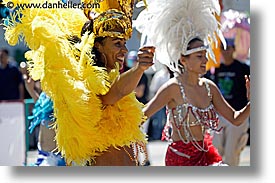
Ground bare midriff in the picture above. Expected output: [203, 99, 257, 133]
[93, 146, 136, 166]
[170, 122, 204, 142]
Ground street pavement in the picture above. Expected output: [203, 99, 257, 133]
[26, 140, 250, 166]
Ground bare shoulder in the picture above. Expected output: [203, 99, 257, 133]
[201, 77, 220, 95]
[201, 77, 213, 85]
[201, 77, 217, 88]
[160, 77, 182, 107]
[154, 77, 181, 102]
[160, 77, 180, 92]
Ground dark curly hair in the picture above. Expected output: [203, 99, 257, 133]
[68, 19, 106, 67]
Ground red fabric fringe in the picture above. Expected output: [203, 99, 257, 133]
[165, 134, 222, 166]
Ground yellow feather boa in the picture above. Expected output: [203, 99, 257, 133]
[3, 0, 147, 165]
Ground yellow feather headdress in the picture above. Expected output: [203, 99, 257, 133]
[82, 0, 146, 40]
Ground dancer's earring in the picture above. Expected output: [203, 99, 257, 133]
[102, 53, 108, 68]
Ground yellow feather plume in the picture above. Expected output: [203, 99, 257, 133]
[4, 0, 147, 166]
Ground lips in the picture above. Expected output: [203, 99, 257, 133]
[201, 65, 206, 68]
[116, 56, 125, 69]
[117, 56, 124, 63]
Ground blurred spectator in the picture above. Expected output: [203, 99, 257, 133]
[147, 65, 170, 140]
[204, 38, 250, 166]
[0, 48, 24, 100]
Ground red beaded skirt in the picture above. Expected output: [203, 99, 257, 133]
[165, 134, 223, 166]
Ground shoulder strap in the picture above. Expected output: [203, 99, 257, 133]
[204, 79, 213, 100]
[176, 77, 187, 102]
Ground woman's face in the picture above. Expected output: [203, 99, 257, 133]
[97, 37, 128, 71]
[181, 40, 208, 75]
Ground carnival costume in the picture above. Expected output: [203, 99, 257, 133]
[163, 78, 224, 166]
[28, 92, 54, 134]
[135, 0, 227, 166]
[27, 92, 66, 166]
[2, 0, 147, 166]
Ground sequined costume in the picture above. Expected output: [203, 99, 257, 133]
[162, 78, 226, 166]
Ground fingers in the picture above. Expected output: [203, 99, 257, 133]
[245, 75, 250, 81]
[245, 75, 250, 87]
[23, 74, 28, 80]
[245, 75, 250, 100]
[137, 46, 155, 67]
[139, 46, 156, 53]
[138, 60, 154, 67]
[23, 74, 34, 85]
[138, 49, 155, 59]
[23, 73, 31, 82]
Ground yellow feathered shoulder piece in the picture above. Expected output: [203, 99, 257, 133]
[99, 68, 147, 151]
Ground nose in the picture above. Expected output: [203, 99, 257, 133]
[203, 55, 208, 63]
[121, 45, 128, 53]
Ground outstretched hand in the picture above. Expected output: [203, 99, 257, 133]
[245, 75, 250, 101]
[136, 46, 155, 71]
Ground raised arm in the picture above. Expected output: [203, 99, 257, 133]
[24, 77, 40, 103]
[100, 46, 155, 105]
[143, 80, 176, 119]
[210, 76, 250, 126]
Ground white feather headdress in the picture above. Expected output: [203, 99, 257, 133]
[134, 0, 225, 73]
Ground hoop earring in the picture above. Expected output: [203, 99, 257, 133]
[102, 53, 108, 68]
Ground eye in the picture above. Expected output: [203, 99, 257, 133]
[113, 39, 126, 48]
[196, 54, 203, 58]
[114, 40, 124, 47]
[115, 42, 121, 47]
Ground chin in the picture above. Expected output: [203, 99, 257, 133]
[201, 67, 206, 72]
[118, 63, 124, 70]
[200, 70, 207, 75]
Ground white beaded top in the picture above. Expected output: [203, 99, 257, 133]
[164, 77, 222, 151]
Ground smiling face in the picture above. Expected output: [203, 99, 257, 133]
[96, 37, 128, 72]
[180, 40, 208, 75]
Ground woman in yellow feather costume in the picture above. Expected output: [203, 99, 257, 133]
[2, 0, 153, 166]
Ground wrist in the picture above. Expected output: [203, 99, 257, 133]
[135, 63, 145, 73]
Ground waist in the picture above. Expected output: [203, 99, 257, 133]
[171, 124, 204, 141]
[92, 146, 136, 166]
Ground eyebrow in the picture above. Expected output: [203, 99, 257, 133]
[111, 38, 125, 41]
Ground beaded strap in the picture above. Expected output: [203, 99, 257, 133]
[204, 79, 213, 100]
[177, 77, 187, 102]
[177, 77, 213, 102]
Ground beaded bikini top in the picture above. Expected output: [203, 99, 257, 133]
[165, 77, 222, 152]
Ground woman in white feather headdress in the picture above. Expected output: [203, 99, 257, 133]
[136, 0, 251, 166]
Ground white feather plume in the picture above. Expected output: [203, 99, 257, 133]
[134, 0, 225, 73]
